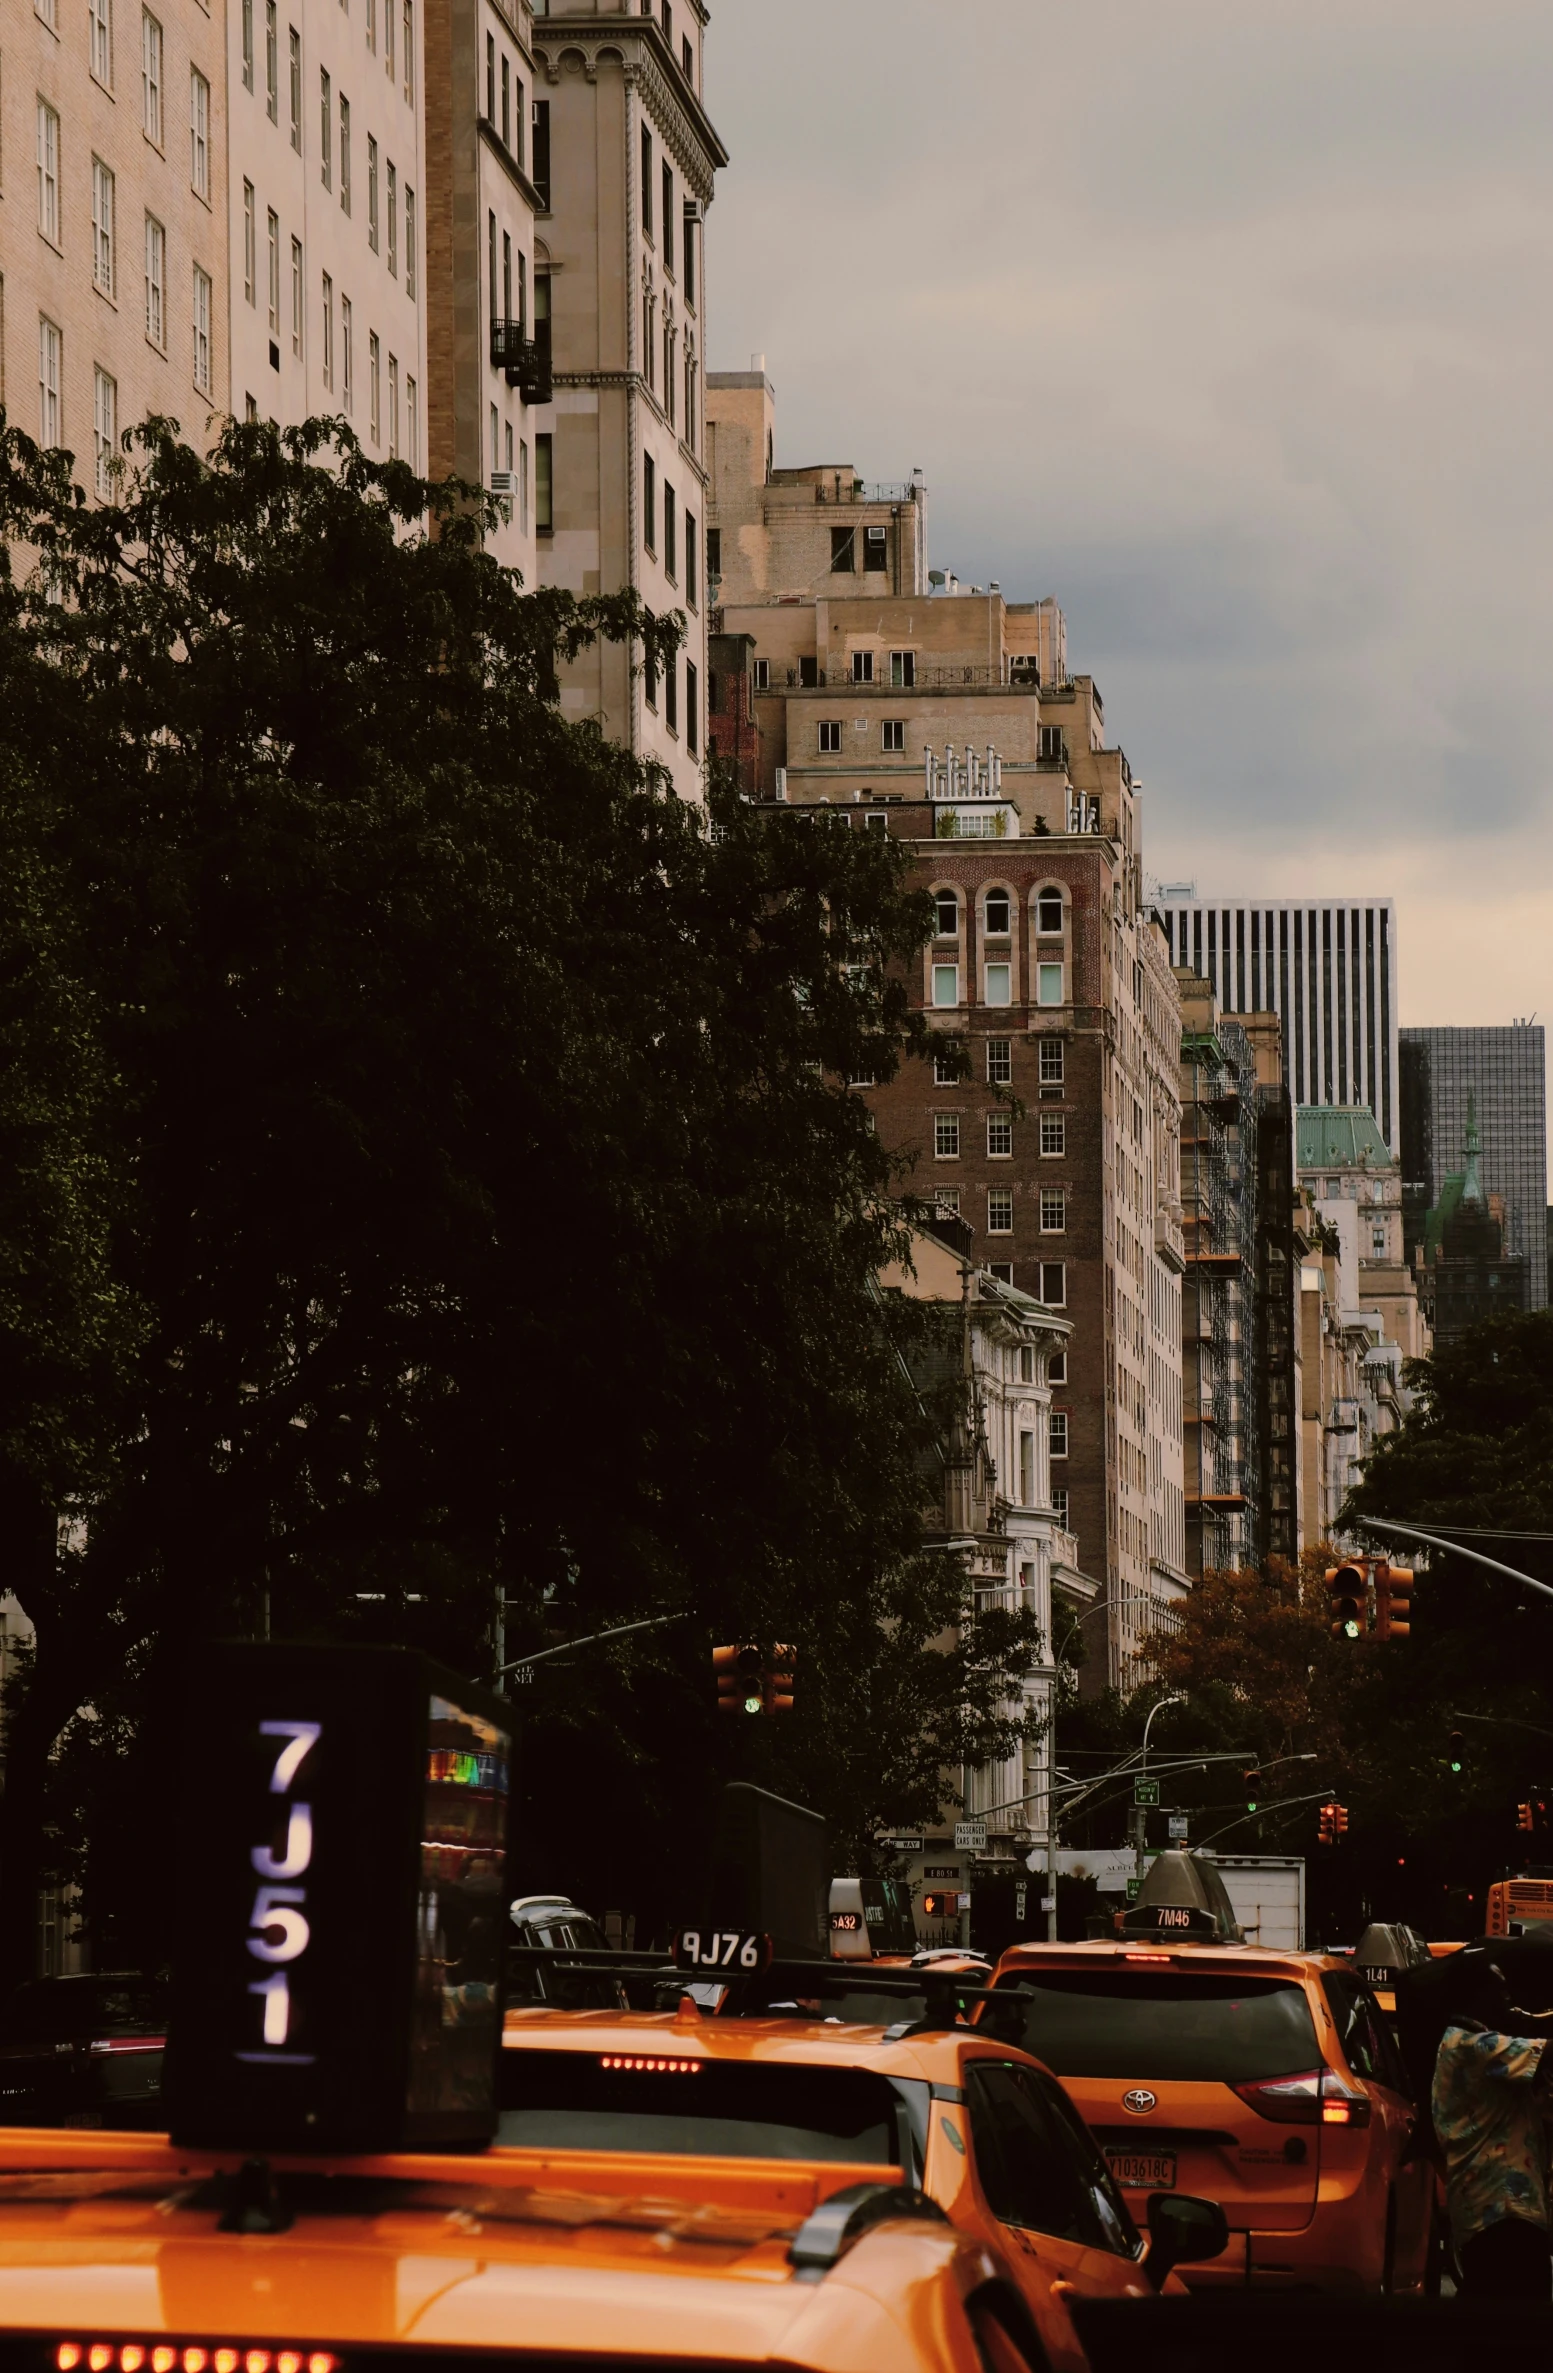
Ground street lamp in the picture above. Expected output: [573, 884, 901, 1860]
[1136, 1693, 1186, 1881]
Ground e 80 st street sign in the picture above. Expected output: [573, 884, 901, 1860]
[1133, 1778, 1161, 1808]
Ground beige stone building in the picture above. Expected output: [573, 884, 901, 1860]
[2, 0, 230, 469]
[707, 369, 1189, 1689]
[529, 0, 725, 800]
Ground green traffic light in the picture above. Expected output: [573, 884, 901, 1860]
[1342, 1617, 1361, 1639]
[743, 1694, 762, 1714]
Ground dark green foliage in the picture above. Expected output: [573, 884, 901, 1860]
[0, 415, 1037, 1965]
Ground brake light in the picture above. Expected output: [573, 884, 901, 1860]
[598, 2055, 701, 2074]
[1232, 2069, 1371, 2127]
[88, 2038, 165, 2055]
[1123, 1952, 1172, 1963]
[55, 2349, 337, 2373]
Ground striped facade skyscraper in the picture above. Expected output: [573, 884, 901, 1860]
[1150, 892, 1399, 1155]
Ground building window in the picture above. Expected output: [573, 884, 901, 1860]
[367, 135, 379, 247]
[1039, 1038, 1064, 1084]
[144, 214, 166, 345]
[988, 1189, 1014, 1234]
[818, 720, 842, 753]
[261, 208, 280, 338]
[1372, 1225, 1386, 1257]
[243, 181, 256, 301]
[1040, 1188, 1066, 1233]
[36, 103, 61, 245]
[889, 650, 916, 688]
[388, 351, 398, 455]
[485, 31, 493, 120]
[934, 890, 958, 938]
[91, 160, 116, 295]
[289, 25, 301, 150]
[90, 0, 112, 85]
[851, 650, 874, 684]
[985, 889, 1011, 935]
[1048, 1350, 1066, 1385]
[830, 526, 855, 573]
[1040, 1114, 1065, 1157]
[190, 68, 210, 196]
[934, 1115, 960, 1159]
[405, 188, 416, 298]
[536, 431, 552, 530]
[387, 160, 397, 274]
[532, 96, 549, 207]
[1040, 1261, 1066, 1305]
[643, 452, 656, 551]
[1019, 1430, 1035, 1506]
[93, 365, 117, 496]
[385, 0, 394, 75]
[665, 482, 677, 579]
[145, 9, 166, 131]
[933, 1047, 960, 1086]
[987, 1113, 1012, 1158]
[289, 237, 303, 356]
[340, 93, 351, 211]
[369, 329, 380, 440]
[37, 315, 61, 445]
[986, 1037, 1011, 1084]
[883, 719, 905, 752]
[665, 657, 678, 734]
[365, 0, 374, 50]
[403, 0, 413, 103]
[984, 964, 1011, 1007]
[341, 291, 352, 408]
[1037, 963, 1064, 1006]
[1037, 888, 1064, 934]
[686, 661, 698, 757]
[321, 269, 334, 385]
[407, 373, 418, 469]
[932, 1189, 961, 1219]
[644, 638, 658, 711]
[932, 964, 960, 1009]
[864, 524, 888, 573]
[662, 159, 673, 273]
[641, 122, 653, 235]
[686, 511, 698, 606]
[192, 263, 212, 390]
[320, 66, 332, 185]
[750, 656, 771, 692]
[1050, 1411, 1069, 1459]
[265, 0, 278, 117]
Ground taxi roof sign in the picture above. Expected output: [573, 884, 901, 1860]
[163, 1643, 512, 2156]
[1120, 1849, 1243, 1943]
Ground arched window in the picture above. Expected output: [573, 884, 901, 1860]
[1036, 887, 1064, 936]
[934, 890, 959, 938]
[985, 889, 1011, 935]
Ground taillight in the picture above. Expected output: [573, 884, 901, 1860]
[1233, 2069, 1370, 2127]
[88, 2038, 165, 2055]
[55, 2347, 337, 2373]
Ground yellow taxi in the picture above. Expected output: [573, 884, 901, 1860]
[0, 2124, 1043, 2373]
[988, 1856, 1434, 2294]
[498, 1997, 1227, 2367]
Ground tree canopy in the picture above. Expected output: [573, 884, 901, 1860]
[0, 414, 1038, 1968]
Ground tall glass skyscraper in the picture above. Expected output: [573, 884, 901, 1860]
[1151, 893, 1399, 1153]
[1399, 1024, 1547, 1308]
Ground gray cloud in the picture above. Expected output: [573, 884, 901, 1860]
[707, 0, 1553, 1027]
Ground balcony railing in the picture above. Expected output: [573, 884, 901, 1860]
[488, 319, 552, 403]
[772, 663, 1066, 693]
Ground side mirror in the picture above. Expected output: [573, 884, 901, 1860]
[1145, 2191, 1229, 2291]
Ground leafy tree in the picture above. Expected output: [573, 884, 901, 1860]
[0, 415, 1037, 1969]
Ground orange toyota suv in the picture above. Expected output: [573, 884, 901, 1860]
[989, 1859, 1435, 2293]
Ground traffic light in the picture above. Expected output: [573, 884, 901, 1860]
[1447, 1730, 1465, 1774]
[1243, 1766, 1263, 1812]
[1376, 1564, 1414, 1643]
[1318, 1803, 1337, 1845]
[765, 1643, 796, 1715]
[1326, 1562, 1367, 1641]
[713, 1642, 765, 1715]
[713, 1642, 796, 1716]
[1334, 1803, 1349, 1837]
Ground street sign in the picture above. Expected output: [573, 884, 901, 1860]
[1126, 1877, 1142, 1902]
[1134, 1778, 1161, 1808]
[877, 1835, 924, 1853]
[954, 1821, 989, 1851]
[1168, 1815, 1189, 1840]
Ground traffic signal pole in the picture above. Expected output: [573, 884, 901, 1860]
[1357, 1520, 1553, 1605]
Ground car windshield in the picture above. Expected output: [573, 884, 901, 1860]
[0, 1981, 165, 2044]
[498, 2048, 920, 2164]
[1000, 1970, 1319, 2082]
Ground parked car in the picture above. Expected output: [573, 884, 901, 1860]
[0, 1974, 166, 2129]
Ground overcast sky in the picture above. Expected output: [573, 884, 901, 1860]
[707, 0, 1553, 1037]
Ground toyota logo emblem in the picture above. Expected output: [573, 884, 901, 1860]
[1122, 2088, 1157, 2115]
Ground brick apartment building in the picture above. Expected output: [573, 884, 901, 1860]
[708, 367, 1189, 1686]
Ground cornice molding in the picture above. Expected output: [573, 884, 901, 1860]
[533, 21, 728, 193]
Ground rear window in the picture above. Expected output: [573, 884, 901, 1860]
[1, 1982, 164, 2044]
[1000, 1970, 1319, 2082]
[498, 2048, 920, 2165]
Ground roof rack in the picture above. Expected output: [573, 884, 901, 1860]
[788, 2181, 947, 2280]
